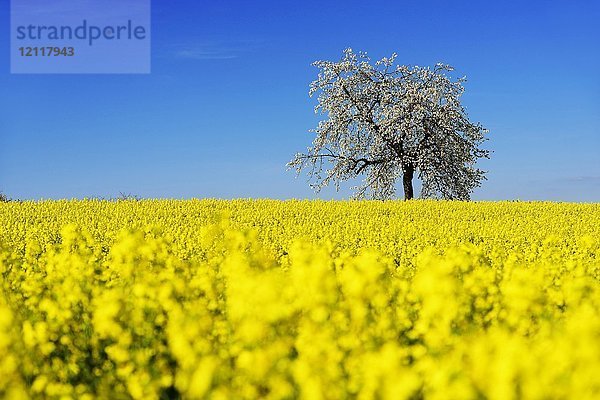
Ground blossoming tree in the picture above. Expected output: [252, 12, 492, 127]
[289, 48, 489, 200]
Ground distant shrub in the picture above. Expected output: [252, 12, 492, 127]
[116, 192, 141, 201]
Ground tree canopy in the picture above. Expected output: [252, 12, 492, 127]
[289, 49, 489, 200]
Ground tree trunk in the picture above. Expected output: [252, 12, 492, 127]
[403, 166, 414, 200]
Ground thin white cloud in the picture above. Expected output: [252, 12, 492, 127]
[525, 176, 600, 184]
[170, 39, 264, 61]
[560, 176, 600, 184]
[174, 49, 238, 60]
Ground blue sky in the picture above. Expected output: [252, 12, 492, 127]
[0, 0, 599, 201]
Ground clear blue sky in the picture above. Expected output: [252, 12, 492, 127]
[1, 0, 599, 201]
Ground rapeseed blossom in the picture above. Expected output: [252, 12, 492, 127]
[0, 200, 598, 399]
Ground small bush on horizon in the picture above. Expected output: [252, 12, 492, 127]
[116, 192, 141, 202]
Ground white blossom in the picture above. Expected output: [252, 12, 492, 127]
[289, 48, 489, 200]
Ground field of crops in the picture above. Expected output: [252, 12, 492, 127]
[0, 200, 599, 399]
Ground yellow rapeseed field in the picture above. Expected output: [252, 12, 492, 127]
[0, 200, 599, 399]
